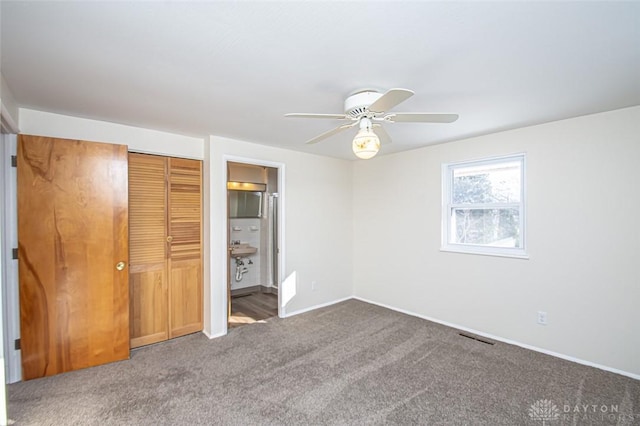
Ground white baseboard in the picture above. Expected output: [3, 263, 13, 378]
[202, 329, 226, 340]
[353, 296, 640, 381]
[203, 296, 353, 337]
[283, 296, 352, 318]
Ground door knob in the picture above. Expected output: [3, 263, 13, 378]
[166, 236, 173, 243]
[116, 261, 126, 271]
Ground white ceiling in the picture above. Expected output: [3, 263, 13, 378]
[1, 1, 639, 160]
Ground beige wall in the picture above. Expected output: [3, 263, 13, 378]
[18, 109, 204, 159]
[11, 102, 640, 377]
[204, 136, 354, 337]
[352, 106, 640, 377]
[14, 108, 354, 341]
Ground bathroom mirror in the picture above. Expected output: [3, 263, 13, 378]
[229, 190, 263, 218]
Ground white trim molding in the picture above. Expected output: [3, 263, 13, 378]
[283, 296, 352, 318]
[221, 154, 286, 335]
[353, 296, 640, 381]
[1, 104, 19, 134]
[441, 153, 528, 259]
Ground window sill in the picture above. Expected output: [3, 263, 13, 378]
[440, 246, 529, 260]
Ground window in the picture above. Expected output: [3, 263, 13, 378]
[442, 154, 527, 258]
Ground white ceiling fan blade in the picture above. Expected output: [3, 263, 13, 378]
[367, 88, 414, 113]
[305, 122, 357, 145]
[285, 113, 349, 120]
[385, 113, 459, 123]
[373, 124, 392, 145]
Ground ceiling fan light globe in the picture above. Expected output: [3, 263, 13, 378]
[352, 128, 380, 160]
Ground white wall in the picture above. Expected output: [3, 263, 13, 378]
[18, 109, 204, 159]
[229, 218, 261, 290]
[1, 74, 20, 130]
[9, 103, 638, 378]
[14, 108, 210, 340]
[353, 106, 640, 377]
[7, 106, 353, 370]
[205, 136, 353, 337]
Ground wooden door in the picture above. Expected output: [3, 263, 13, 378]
[18, 135, 129, 380]
[128, 153, 169, 347]
[128, 154, 202, 348]
[168, 158, 203, 338]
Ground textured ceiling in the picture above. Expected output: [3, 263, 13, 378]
[1, 1, 639, 160]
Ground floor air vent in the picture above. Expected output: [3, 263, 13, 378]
[459, 332, 495, 346]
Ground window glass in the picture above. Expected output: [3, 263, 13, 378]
[443, 154, 526, 258]
[452, 161, 521, 204]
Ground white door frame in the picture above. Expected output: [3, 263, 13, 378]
[1, 111, 19, 424]
[1, 136, 19, 385]
[222, 155, 285, 328]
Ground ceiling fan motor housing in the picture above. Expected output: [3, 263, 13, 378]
[344, 90, 383, 118]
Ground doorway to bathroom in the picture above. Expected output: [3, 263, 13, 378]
[226, 161, 281, 329]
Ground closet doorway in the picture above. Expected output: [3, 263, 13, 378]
[129, 153, 203, 348]
[226, 161, 282, 329]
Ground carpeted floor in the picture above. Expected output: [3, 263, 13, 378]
[7, 300, 640, 425]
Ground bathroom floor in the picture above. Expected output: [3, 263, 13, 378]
[229, 292, 278, 329]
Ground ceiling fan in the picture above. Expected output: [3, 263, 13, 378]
[285, 88, 459, 159]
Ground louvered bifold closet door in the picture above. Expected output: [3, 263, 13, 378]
[129, 153, 169, 348]
[168, 158, 203, 338]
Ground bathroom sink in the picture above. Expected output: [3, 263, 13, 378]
[230, 244, 257, 257]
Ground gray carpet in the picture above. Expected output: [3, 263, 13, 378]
[8, 300, 640, 425]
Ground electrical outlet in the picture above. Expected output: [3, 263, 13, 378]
[311, 281, 318, 291]
[537, 311, 548, 325]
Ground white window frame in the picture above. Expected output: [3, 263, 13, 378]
[441, 153, 528, 259]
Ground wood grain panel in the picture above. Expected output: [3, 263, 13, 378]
[168, 158, 202, 336]
[129, 264, 168, 348]
[229, 293, 278, 328]
[128, 154, 202, 347]
[129, 153, 167, 265]
[169, 259, 203, 338]
[128, 153, 169, 348]
[18, 135, 129, 380]
[169, 158, 202, 262]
